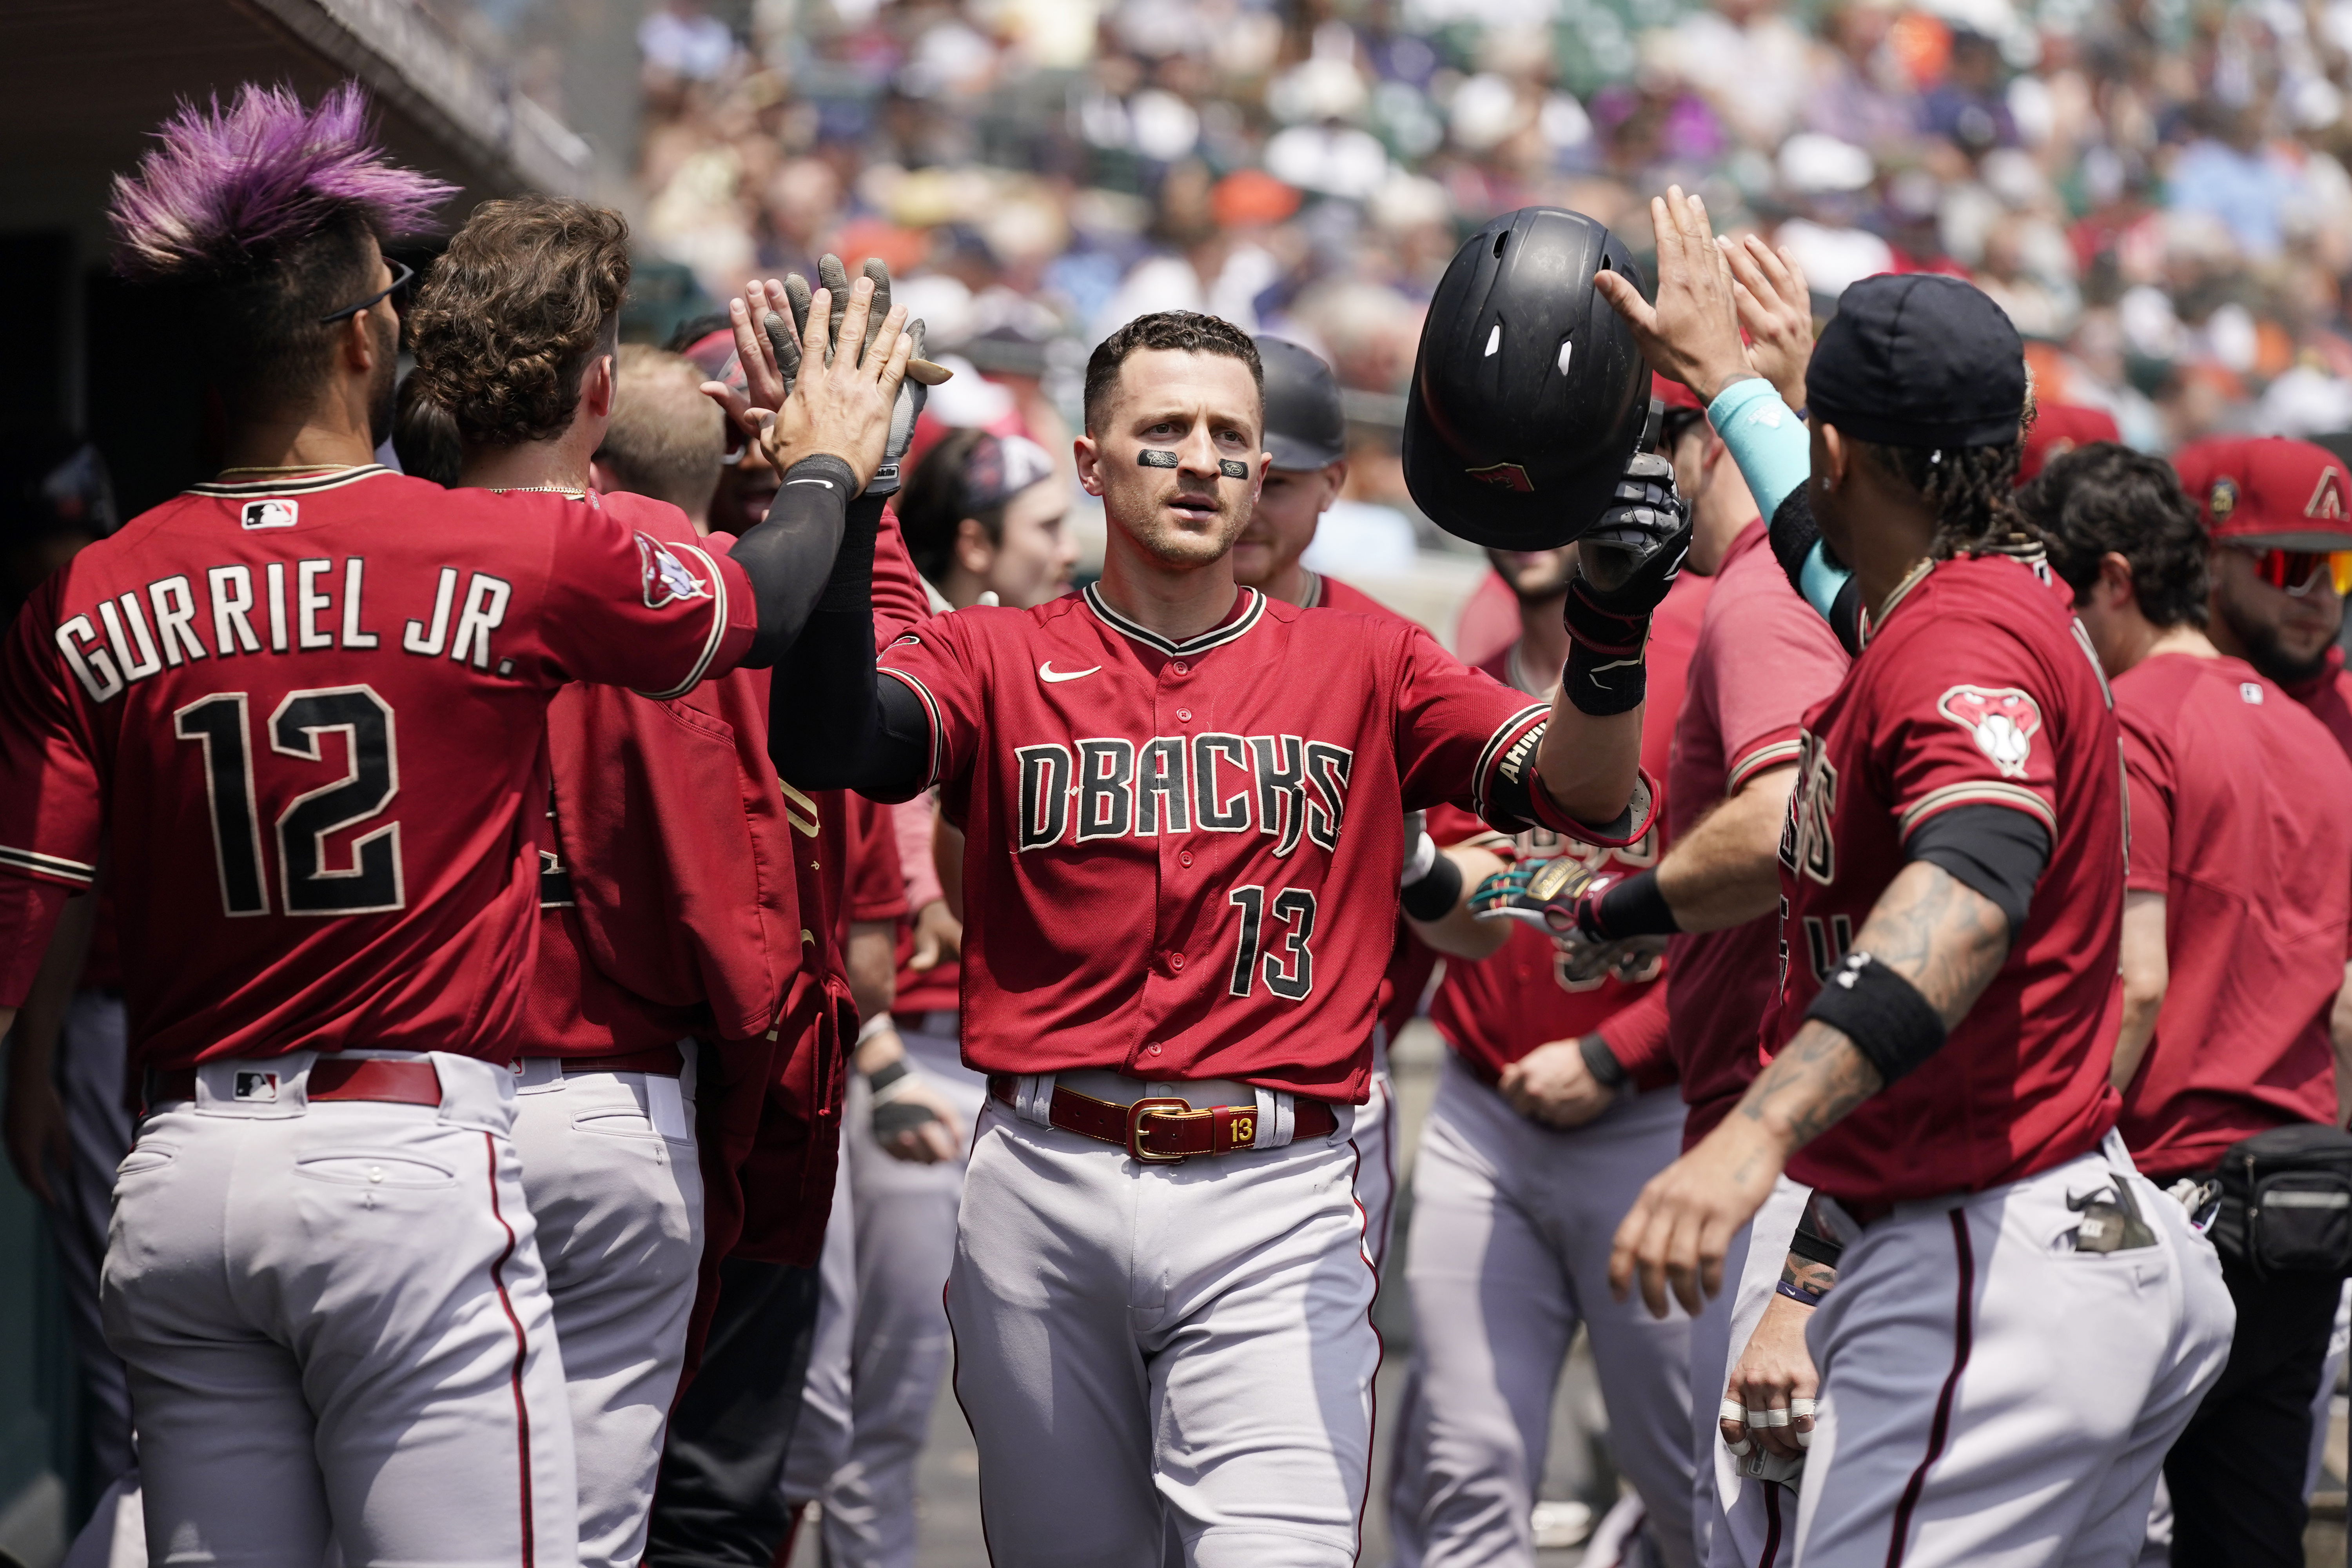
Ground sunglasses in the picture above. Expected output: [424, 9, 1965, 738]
[2240, 545, 2352, 597]
[319, 258, 416, 324]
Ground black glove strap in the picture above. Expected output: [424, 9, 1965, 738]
[1562, 583, 1649, 716]
[1593, 869, 1680, 940]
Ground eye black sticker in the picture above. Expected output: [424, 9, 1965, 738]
[1218, 459, 1250, 479]
[1139, 449, 1179, 468]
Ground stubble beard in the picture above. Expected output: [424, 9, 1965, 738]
[2218, 591, 2338, 688]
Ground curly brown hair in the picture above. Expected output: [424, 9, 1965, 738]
[407, 197, 630, 446]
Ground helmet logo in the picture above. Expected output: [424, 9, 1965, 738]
[1466, 462, 1533, 492]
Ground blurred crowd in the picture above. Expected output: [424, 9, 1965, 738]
[632, 0, 2352, 501]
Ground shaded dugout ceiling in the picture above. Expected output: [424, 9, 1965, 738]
[0, 0, 587, 247]
[0, 0, 596, 517]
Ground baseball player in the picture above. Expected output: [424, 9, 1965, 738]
[2173, 434, 2352, 1507]
[405, 199, 715, 1568]
[759, 306, 1680, 1565]
[1601, 205, 2234, 1565]
[1565, 240, 1856, 1566]
[1379, 499, 1710, 1568]
[643, 268, 941, 1568]
[0, 83, 911, 1566]
[2031, 441, 2352, 1565]
[1228, 333, 1421, 1267]
[778, 425, 1069, 1567]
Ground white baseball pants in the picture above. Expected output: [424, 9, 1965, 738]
[1691, 1176, 1809, 1568]
[509, 1055, 701, 1568]
[947, 1089, 1377, 1568]
[1792, 1144, 2235, 1568]
[1385, 1058, 1697, 1568]
[102, 1051, 577, 1568]
[1355, 1043, 1399, 1272]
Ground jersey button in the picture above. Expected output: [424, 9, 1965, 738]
[1171, 660, 1189, 675]
[1147, 1043, 1163, 1056]
[1175, 708, 1192, 722]
[1178, 850, 1194, 867]
[1167, 951, 1186, 972]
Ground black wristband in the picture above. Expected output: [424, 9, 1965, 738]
[1594, 869, 1680, 940]
[1579, 1033, 1629, 1091]
[1399, 851, 1465, 922]
[1790, 1203, 1845, 1269]
[1802, 949, 1947, 1087]
[813, 478, 883, 613]
[1563, 644, 1648, 716]
[865, 1057, 910, 1093]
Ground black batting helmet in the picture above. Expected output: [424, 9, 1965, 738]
[1403, 207, 1650, 548]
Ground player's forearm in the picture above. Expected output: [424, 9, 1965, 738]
[8, 889, 96, 1089]
[1405, 846, 1511, 960]
[846, 919, 897, 1024]
[2112, 893, 2168, 1092]
[768, 492, 930, 796]
[1532, 695, 1643, 836]
[726, 456, 858, 667]
[1729, 860, 2010, 1156]
[1655, 767, 1796, 933]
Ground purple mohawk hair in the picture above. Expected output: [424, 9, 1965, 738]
[109, 81, 455, 280]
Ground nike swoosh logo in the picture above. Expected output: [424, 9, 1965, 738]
[1039, 662, 1100, 683]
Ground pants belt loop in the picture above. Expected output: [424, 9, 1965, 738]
[1014, 1073, 1055, 1127]
[1252, 1087, 1277, 1149]
[1272, 1089, 1296, 1147]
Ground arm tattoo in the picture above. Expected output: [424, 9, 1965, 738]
[1781, 1255, 1836, 1295]
[1735, 862, 2007, 1152]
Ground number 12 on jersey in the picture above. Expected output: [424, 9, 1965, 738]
[1227, 885, 1317, 1001]
[174, 684, 404, 917]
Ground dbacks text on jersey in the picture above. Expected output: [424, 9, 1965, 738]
[1015, 732, 1353, 856]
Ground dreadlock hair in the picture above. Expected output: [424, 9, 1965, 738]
[1853, 438, 2037, 560]
[900, 428, 1000, 584]
[406, 198, 632, 447]
[107, 83, 452, 414]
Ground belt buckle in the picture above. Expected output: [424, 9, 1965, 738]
[1124, 1096, 1192, 1163]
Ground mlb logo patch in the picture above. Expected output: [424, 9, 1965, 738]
[636, 535, 710, 608]
[233, 1071, 279, 1102]
[241, 499, 299, 530]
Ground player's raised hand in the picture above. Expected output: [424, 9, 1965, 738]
[764, 272, 913, 488]
[1592, 186, 1755, 406]
[700, 277, 804, 438]
[1720, 233, 1815, 415]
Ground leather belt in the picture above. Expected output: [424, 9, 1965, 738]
[557, 1047, 683, 1076]
[148, 1058, 443, 1107]
[987, 1074, 1336, 1163]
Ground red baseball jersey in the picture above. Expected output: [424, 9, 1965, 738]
[1770, 552, 2126, 1207]
[0, 468, 751, 1069]
[2112, 652, 2352, 1178]
[1309, 570, 1440, 1040]
[877, 584, 1650, 1103]
[1657, 522, 1849, 1143]
[1426, 569, 1710, 1084]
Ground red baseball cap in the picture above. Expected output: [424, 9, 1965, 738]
[2016, 402, 2120, 485]
[2179, 436, 2352, 549]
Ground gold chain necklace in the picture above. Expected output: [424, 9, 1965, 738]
[489, 485, 589, 497]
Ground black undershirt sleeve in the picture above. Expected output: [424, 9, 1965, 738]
[1905, 803, 2052, 936]
[1766, 486, 1865, 657]
[764, 474, 930, 797]
[725, 454, 857, 668]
